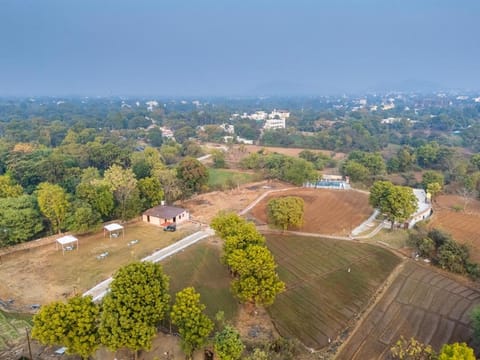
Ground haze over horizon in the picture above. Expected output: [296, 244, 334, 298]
[1, 0, 479, 97]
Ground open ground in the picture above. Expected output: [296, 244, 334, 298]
[0, 222, 197, 311]
[249, 188, 372, 236]
[337, 261, 480, 359]
[429, 194, 480, 262]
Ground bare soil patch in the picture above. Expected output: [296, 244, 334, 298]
[336, 261, 480, 359]
[180, 180, 291, 224]
[249, 188, 372, 236]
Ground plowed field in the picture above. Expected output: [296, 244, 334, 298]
[429, 195, 480, 262]
[266, 234, 401, 350]
[337, 261, 480, 359]
[250, 188, 372, 235]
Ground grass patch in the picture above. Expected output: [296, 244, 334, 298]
[265, 234, 401, 349]
[162, 240, 238, 321]
[372, 229, 410, 249]
[208, 168, 257, 190]
[0, 310, 32, 350]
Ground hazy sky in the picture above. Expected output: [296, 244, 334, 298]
[1, 0, 479, 96]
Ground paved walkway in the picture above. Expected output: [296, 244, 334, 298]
[83, 228, 214, 302]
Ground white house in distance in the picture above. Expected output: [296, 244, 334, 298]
[142, 203, 189, 227]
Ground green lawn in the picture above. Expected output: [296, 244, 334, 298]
[161, 240, 239, 321]
[265, 234, 401, 349]
[207, 168, 258, 190]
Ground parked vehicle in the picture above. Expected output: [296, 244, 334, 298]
[164, 224, 176, 232]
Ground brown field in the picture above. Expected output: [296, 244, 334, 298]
[249, 188, 373, 235]
[180, 180, 291, 224]
[0, 221, 197, 311]
[337, 261, 480, 359]
[429, 195, 480, 262]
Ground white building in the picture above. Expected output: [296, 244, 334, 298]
[264, 118, 286, 130]
[407, 189, 433, 228]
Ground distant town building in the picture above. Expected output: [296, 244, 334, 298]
[264, 117, 286, 130]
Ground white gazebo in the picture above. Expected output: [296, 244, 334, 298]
[56, 235, 79, 255]
[103, 223, 125, 239]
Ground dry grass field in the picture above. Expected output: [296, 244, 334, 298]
[0, 221, 196, 311]
[266, 234, 401, 349]
[337, 261, 480, 359]
[250, 188, 373, 235]
[429, 195, 480, 262]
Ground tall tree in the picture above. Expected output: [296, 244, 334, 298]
[227, 245, 285, 306]
[36, 182, 69, 233]
[268, 196, 304, 231]
[103, 164, 139, 220]
[0, 174, 23, 198]
[211, 213, 265, 263]
[99, 262, 170, 360]
[214, 325, 245, 360]
[0, 195, 44, 246]
[156, 169, 183, 204]
[370, 181, 417, 229]
[32, 296, 99, 360]
[176, 157, 208, 195]
[138, 176, 164, 210]
[171, 287, 214, 359]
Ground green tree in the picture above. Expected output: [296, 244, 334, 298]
[369, 181, 417, 229]
[138, 176, 164, 210]
[422, 170, 444, 190]
[32, 296, 99, 360]
[176, 157, 209, 195]
[214, 325, 245, 360]
[76, 182, 114, 219]
[0, 174, 23, 198]
[471, 305, 480, 342]
[99, 262, 170, 360]
[390, 336, 436, 360]
[147, 127, 163, 147]
[268, 196, 304, 231]
[103, 164, 140, 220]
[211, 213, 265, 262]
[36, 182, 69, 233]
[68, 204, 101, 233]
[437, 240, 470, 274]
[212, 149, 227, 168]
[438, 342, 475, 360]
[427, 182, 442, 199]
[171, 287, 214, 359]
[156, 169, 183, 204]
[0, 195, 44, 246]
[342, 160, 370, 183]
[227, 245, 285, 306]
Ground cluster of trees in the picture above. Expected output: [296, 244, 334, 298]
[390, 336, 475, 360]
[32, 261, 245, 360]
[239, 151, 317, 186]
[211, 213, 285, 306]
[341, 150, 386, 183]
[409, 228, 480, 279]
[369, 181, 418, 229]
[268, 196, 304, 231]
[0, 144, 209, 247]
[298, 149, 337, 170]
